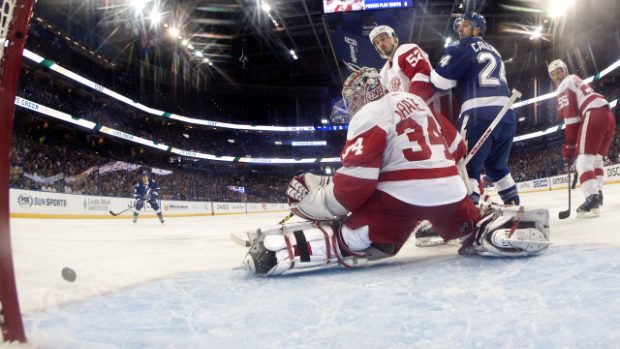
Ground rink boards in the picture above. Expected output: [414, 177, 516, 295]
[513, 162, 620, 194]
[9, 189, 288, 219]
[10, 163, 620, 218]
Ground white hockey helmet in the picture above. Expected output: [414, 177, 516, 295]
[369, 25, 398, 59]
[548, 59, 568, 76]
[341, 63, 385, 115]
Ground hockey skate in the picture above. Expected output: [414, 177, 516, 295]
[158, 214, 165, 224]
[132, 215, 138, 223]
[576, 194, 600, 218]
[243, 229, 278, 275]
[414, 221, 448, 247]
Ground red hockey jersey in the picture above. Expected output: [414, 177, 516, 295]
[333, 91, 467, 211]
[555, 74, 609, 144]
[380, 44, 434, 102]
[380, 43, 459, 123]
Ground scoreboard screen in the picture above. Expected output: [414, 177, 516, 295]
[323, 0, 412, 14]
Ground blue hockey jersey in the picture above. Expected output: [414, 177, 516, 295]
[134, 179, 160, 200]
[431, 37, 515, 124]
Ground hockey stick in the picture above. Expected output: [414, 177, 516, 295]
[278, 212, 295, 225]
[558, 170, 572, 219]
[462, 89, 522, 166]
[416, 90, 521, 248]
[108, 206, 133, 216]
[571, 170, 578, 189]
[230, 230, 256, 247]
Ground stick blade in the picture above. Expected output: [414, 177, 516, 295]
[558, 210, 571, 219]
[230, 232, 251, 247]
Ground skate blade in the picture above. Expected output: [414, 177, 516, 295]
[505, 240, 551, 251]
[576, 209, 600, 218]
[415, 237, 460, 248]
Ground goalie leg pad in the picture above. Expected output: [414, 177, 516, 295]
[243, 221, 378, 276]
[465, 207, 551, 257]
[243, 222, 341, 276]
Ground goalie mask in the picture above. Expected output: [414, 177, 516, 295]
[341, 65, 385, 116]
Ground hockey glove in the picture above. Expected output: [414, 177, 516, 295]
[562, 144, 577, 164]
[136, 195, 149, 202]
[286, 173, 348, 221]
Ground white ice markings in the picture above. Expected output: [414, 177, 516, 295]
[23, 246, 620, 349]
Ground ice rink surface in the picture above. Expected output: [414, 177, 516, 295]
[5, 186, 620, 349]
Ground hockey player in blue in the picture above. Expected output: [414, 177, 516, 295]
[133, 172, 164, 223]
[431, 12, 519, 205]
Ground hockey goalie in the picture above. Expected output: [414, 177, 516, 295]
[242, 66, 550, 276]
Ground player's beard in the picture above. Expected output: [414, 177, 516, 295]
[383, 44, 396, 59]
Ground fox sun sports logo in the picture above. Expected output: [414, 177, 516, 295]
[17, 194, 67, 208]
[18, 194, 34, 208]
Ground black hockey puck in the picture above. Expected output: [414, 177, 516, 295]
[61, 267, 77, 282]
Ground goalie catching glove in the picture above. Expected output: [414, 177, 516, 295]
[286, 173, 348, 221]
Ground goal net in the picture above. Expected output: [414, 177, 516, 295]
[0, 0, 36, 343]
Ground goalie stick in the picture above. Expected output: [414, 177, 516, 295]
[230, 212, 295, 247]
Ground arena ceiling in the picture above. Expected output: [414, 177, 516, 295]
[33, 0, 620, 90]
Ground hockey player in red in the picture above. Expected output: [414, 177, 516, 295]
[548, 59, 616, 218]
[369, 25, 461, 245]
[242, 67, 550, 276]
[368, 25, 459, 124]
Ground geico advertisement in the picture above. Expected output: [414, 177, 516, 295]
[605, 164, 620, 180]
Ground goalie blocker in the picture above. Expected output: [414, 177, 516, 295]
[243, 206, 550, 276]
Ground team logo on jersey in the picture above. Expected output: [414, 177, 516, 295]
[390, 77, 401, 91]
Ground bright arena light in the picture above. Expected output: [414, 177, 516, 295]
[529, 26, 543, 40]
[194, 51, 203, 58]
[181, 39, 188, 46]
[168, 27, 180, 38]
[548, 0, 574, 17]
[261, 3, 271, 12]
[148, 9, 161, 24]
[131, 0, 148, 12]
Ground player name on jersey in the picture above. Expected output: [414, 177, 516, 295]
[394, 96, 425, 120]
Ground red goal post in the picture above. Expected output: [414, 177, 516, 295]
[0, 0, 36, 343]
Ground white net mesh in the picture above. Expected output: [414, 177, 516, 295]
[0, 0, 17, 63]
